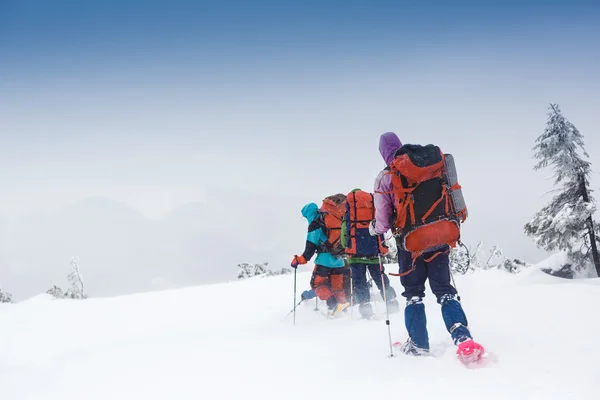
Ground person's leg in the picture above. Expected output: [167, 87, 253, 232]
[398, 250, 429, 350]
[368, 262, 399, 313]
[310, 265, 335, 308]
[342, 266, 352, 304]
[351, 263, 375, 317]
[426, 250, 471, 344]
[351, 263, 369, 304]
[329, 267, 348, 304]
[427, 249, 485, 360]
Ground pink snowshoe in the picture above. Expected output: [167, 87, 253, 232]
[456, 339, 485, 364]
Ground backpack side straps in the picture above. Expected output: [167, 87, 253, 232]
[389, 252, 421, 277]
[389, 248, 450, 278]
[421, 185, 448, 222]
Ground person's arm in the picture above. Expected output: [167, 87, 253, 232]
[373, 170, 394, 235]
[291, 220, 322, 267]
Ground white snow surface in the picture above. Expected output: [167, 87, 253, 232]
[1, 263, 600, 399]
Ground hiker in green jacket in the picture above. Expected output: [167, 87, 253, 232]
[341, 188, 400, 319]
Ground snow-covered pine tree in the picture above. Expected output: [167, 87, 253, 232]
[524, 104, 600, 277]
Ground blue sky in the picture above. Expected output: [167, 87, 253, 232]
[3, 0, 599, 81]
[1, 0, 599, 295]
[2, 0, 598, 208]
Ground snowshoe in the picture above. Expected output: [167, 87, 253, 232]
[456, 338, 485, 365]
[358, 303, 374, 319]
[328, 302, 350, 318]
[393, 338, 430, 356]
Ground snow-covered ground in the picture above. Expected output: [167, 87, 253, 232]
[1, 263, 599, 399]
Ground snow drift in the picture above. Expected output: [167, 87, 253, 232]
[1, 260, 599, 399]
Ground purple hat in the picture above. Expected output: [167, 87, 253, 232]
[378, 132, 402, 165]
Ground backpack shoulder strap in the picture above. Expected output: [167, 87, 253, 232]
[308, 216, 324, 233]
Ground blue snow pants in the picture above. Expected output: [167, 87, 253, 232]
[351, 262, 396, 304]
[397, 246, 471, 350]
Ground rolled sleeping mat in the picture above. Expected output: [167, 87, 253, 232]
[444, 153, 468, 221]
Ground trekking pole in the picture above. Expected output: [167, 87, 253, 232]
[378, 253, 394, 357]
[449, 265, 461, 302]
[314, 296, 318, 311]
[285, 299, 304, 318]
[349, 266, 354, 320]
[293, 268, 297, 325]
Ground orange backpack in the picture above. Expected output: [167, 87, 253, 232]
[345, 190, 388, 256]
[318, 193, 347, 256]
[388, 144, 467, 269]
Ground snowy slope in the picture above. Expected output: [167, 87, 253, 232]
[1, 264, 599, 400]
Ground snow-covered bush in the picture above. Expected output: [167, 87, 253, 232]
[0, 287, 12, 303]
[237, 262, 292, 279]
[502, 258, 530, 274]
[65, 257, 87, 299]
[542, 263, 577, 279]
[450, 241, 484, 274]
[46, 285, 65, 299]
[450, 241, 531, 275]
[450, 243, 472, 274]
[270, 268, 293, 276]
[238, 262, 266, 279]
[46, 257, 88, 299]
[484, 245, 504, 270]
[382, 236, 398, 264]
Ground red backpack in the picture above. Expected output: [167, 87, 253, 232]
[344, 189, 388, 257]
[318, 193, 347, 256]
[388, 144, 467, 271]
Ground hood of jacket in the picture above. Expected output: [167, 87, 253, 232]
[378, 132, 402, 165]
[301, 203, 319, 223]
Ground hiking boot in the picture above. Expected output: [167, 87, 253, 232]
[387, 298, 400, 314]
[358, 302, 374, 319]
[326, 296, 338, 311]
[395, 338, 430, 356]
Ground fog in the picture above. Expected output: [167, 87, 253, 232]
[1, 1, 599, 300]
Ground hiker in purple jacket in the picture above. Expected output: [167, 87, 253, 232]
[372, 132, 401, 235]
[370, 132, 483, 360]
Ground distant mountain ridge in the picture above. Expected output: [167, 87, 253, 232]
[0, 191, 303, 300]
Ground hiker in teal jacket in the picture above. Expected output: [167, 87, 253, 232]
[291, 203, 348, 311]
